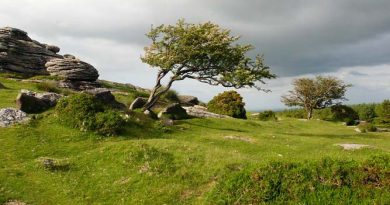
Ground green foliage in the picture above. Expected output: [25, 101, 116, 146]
[207, 155, 390, 204]
[258, 110, 277, 121]
[208, 90, 246, 119]
[55, 93, 125, 136]
[93, 110, 126, 136]
[313, 107, 333, 120]
[358, 123, 377, 133]
[35, 81, 61, 93]
[331, 105, 359, 125]
[351, 103, 377, 122]
[375, 99, 390, 119]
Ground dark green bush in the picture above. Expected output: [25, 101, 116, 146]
[207, 155, 390, 204]
[358, 123, 377, 133]
[331, 104, 359, 125]
[207, 90, 246, 119]
[258, 110, 276, 121]
[55, 93, 125, 136]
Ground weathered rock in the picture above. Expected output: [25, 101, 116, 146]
[143, 109, 158, 119]
[16, 90, 62, 113]
[183, 105, 231, 118]
[83, 88, 125, 109]
[129, 97, 148, 110]
[3, 200, 28, 205]
[178, 95, 199, 106]
[45, 58, 99, 81]
[58, 80, 101, 91]
[0, 108, 29, 127]
[45, 44, 60, 53]
[0, 27, 61, 74]
[158, 103, 188, 120]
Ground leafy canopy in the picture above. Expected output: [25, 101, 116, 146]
[141, 19, 275, 91]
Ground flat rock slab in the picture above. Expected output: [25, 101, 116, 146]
[337, 143, 371, 150]
[224, 135, 253, 143]
[3, 200, 27, 205]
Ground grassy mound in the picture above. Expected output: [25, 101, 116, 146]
[208, 155, 390, 204]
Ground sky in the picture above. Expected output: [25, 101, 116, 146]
[1, 0, 390, 110]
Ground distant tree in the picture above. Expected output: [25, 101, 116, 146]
[141, 19, 275, 111]
[281, 76, 351, 119]
[375, 99, 390, 119]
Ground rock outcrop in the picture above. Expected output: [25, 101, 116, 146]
[183, 105, 231, 118]
[0, 108, 29, 127]
[158, 103, 188, 120]
[178, 95, 199, 106]
[45, 56, 99, 81]
[16, 89, 62, 113]
[0, 27, 99, 84]
[0, 27, 61, 74]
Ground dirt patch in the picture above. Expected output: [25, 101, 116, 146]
[224, 135, 253, 143]
[337, 143, 371, 150]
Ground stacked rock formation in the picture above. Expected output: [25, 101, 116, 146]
[0, 27, 99, 84]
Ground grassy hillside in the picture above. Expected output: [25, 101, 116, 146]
[0, 76, 389, 204]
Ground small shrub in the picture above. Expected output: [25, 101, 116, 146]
[358, 123, 377, 133]
[208, 90, 246, 119]
[258, 110, 276, 121]
[55, 93, 125, 136]
[93, 110, 126, 136]
[35, 81, 61, 93]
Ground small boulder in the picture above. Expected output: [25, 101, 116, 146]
[178, 95, 199, 106]
[183, 105, 231, 118]
[83, 88, 125, 109]
[0, 108, 29, 127]
[129, 97, 148, 110]
[16, 90, 62, 113]
[158, 103, 188, 120]
[143, 109, 158, 119]
[45, 44, 60, 53]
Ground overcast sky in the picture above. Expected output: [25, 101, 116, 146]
[1, 0, 390, 110]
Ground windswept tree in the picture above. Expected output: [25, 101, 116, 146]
[281, 76, 351, 119]
[141, 19, 276, 111]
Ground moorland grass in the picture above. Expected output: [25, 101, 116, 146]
[0, 76, 389, 204]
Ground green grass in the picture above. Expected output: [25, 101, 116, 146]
[0, 76, 389, 204]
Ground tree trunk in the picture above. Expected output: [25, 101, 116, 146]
[142, 75, 176, 111]
[307, 108, 313, 120]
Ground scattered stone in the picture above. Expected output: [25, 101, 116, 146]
[0, 108, 29, 127]
[129, 97, 148, 110]
[45, 58, 99, 81]
[58, 80, 101, 91]
[16, 90, 62, 113]
[224, 135, 253, 143]
[251, 113, 260, 116]
[178, 95, 199, 106]
[83, 88, 125, 109]
[158, 103, 188, 120]
[354, 128, 362, 133]
[183, 105, 231, 118]
[337, 143, 371, 150]
[36, 157, 70, 171]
